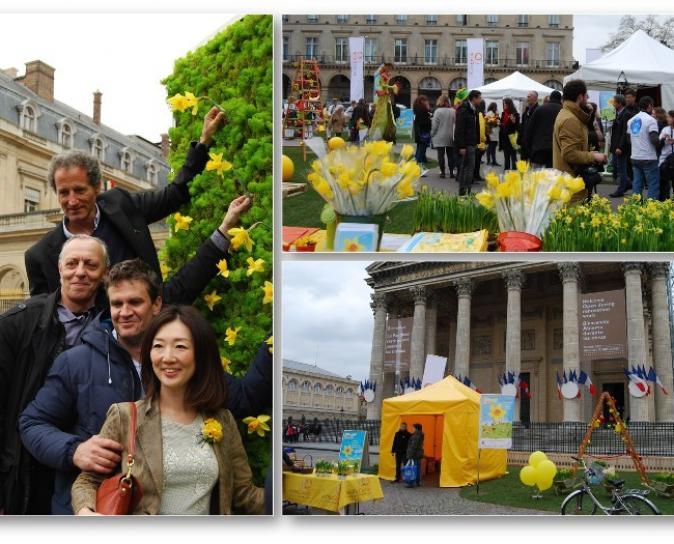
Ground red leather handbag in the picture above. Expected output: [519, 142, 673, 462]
[95, 402, 143, 515]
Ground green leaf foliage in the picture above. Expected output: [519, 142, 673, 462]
[161, 14, 272, 486]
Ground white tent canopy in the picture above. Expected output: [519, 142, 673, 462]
[564, 29, 674, 109]
[473, 71, 557, 100]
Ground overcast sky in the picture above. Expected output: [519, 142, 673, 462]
[282, 261, 375, 383]
[0, 14, 238, 142]
[573, 15, 624, 60]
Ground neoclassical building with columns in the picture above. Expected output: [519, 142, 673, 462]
[365, 262, 674, 425]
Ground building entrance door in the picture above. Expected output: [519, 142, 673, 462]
[602, 382, 626, 421]
[520, 372, 531, 424]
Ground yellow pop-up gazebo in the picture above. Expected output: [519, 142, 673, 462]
[378, 376, 507, 487]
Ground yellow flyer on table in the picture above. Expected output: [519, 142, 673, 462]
[397, 230, 489, 252]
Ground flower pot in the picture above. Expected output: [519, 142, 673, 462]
[296, 244, 316, 252]
[497, 231, 542, 252]
[336, 213, 387, 251]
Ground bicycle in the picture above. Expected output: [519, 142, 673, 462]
[560, 456, 661, 515]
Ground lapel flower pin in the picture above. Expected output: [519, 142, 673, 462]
[198, 418, 224, 445]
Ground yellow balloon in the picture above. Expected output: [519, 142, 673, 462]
[519, 465, 537, 487]
[537, 459, 558, 481]
[282, 155, 294, 182]
[328, 136, 346, 151]
[536, 471, 554, 491]
[528, 451, 548, 467]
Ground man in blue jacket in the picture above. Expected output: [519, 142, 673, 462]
[19, 259, 272, 514]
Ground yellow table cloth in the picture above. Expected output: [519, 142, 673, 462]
[283, 472, 384, 512]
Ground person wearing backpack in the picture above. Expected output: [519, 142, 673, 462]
[658, 110, 674, 200]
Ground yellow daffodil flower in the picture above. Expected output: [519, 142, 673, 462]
[496, 181, 513, 198]
[221, 356, 231, 373]
[203, 290, 222, 311]
[400, 144, 414, 160]
[516, 160, 529, 174]
[380, 160, 398, 177]
[397, 180, 415, 199]
[262, 281, 273, 304]
[200, 418, 223, 443]
[216, 259, 229, 278]
[311, 160, 322, 173]
[401, 160, 421, 177]
[246, 257, 265, 276]
[225, 326, 241, 346]
[266, 336, 273, 354]
[243, 415, 271, 437]
[160, 262, 171, 279]
[565, 177, 585, 194]
[205, 151, 233, 176]
[365, 141, 392, 156]
[485, 172, 500, 189]
[173, 212, 193, 232]
[183, 92, 199, 115]
[227, 227, 254, 252]
[475, 191, 495, 209]
[590, 216, 602, 228]
[548, 185, 562, 201]
[167, 93, 188, 112]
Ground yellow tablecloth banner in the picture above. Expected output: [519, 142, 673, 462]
[283, 472, 384, 512]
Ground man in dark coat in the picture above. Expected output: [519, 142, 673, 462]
[25, 108, 225, 297]
[454, 90, 482, 196]
[405, 423, 425, 487]
[20, 257, 271, 514]
[391, 421, 411, 483]
[518, 91, 539, 160]
[609, 93, 633, 197]
[0, 197, 253, 514]
[525, 90, 562, 168]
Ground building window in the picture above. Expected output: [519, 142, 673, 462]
[314, 383, 322, 395]
[426, 15, 438, 25]
[336, 15, 348, 24]
[517, 15, 529, 27]
[24, 187, 40, 213]
[91, 137, 104, 161]
[346, 388, 354, 398]
[59, 122, 73, 148]
[301, 381, 311, 392]
[486, 40, 499, 65]
[305, 37, 318, 59]
[486, 15, 498, 26]
[364, 38, 377, 64]
[424, 39, 438, 65]
[120, 150, 132, 173]
[545, 79, 563, 91]
[366, 15, 377, 24]
[335, 37, 348, 63]
[395, 15, 407, 24]
[548, 15, 560, 28]
[394, 38, 407, 63]
[21, 105, 36, 132]
[546, 42, 561, 67]
[455, 40, 467, 64]
[146, 161, 158, 185]
[456, 15, 468, 26]
[306, 15, 319, 23]
[516, 42, 529, 66]
[283, 36, 289, 61]
[288, 380, 298, 392]
[325, 385, 334, 395]
[450, 77, 467, 90]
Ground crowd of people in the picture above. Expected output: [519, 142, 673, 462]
[0, 110, 273, 515]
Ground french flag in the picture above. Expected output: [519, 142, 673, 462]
[648, 367, 668, 395]
[556, 372, 562, 400]
[625, 367, 649, 394]
[578, 371, 597, 396]
[460, 375, 481, 394]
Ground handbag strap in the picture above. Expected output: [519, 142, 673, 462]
[125, 402, 138, 476]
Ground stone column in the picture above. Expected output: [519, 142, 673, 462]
[623, 263, 649, 422]
[504, 269, 525, 422]
[649, 264, 674, 421]
[558, 263, 583, 422]
[367, 292, 388, 420]
[425, 297, 438, 357]
[409, 286, 428, 383]
[453, 278, 473, 378]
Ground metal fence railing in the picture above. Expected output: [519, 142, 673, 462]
[283, 420, 674, 457]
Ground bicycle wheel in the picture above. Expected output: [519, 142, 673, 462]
[615, 495, 660, 515]
[561, 490, 598, 515]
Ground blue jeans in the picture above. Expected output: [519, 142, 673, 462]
[415, 141, 429, 166]
[631, 159, 660, 201]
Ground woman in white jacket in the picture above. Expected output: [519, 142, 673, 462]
[430, 95, 456, 178]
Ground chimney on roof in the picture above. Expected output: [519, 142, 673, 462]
[160, 133, 170, 159]
[2, 67, 18, 78]
[21, 60, 55, 102]
[93, 90, 102, 125]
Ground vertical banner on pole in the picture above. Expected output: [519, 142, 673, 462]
[349, 37, 364, 102]
[467, 38, 484, 91]
[477, 394, 515, 494]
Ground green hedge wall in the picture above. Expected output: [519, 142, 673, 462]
[161, 14, 273, 485]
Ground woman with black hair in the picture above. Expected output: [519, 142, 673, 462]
[500, 97, 520, 170]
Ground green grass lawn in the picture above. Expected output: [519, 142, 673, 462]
[282, 144, 417, 234]
[458, 465, 674, 514]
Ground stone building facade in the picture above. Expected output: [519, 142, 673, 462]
[283, 359, 363, 421]
[0, 61, 170, 306]
[365, 262, 674, 424]
[282, 14, 575, 106]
